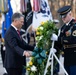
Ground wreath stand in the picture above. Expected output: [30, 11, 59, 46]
[44, 41, 68, 75]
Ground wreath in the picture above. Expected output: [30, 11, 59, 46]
[26, 21, 60, 75]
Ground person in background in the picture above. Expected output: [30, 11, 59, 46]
[52, 5, 76, 75]
[26, 25, 36, 47]
[4, 12, 34, 75]
[0, 34, 8, 75]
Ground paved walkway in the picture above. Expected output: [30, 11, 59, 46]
[0, 62, 4, 75]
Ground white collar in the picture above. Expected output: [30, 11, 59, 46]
[66, 18, 73, 26]
[11, 24, 18, 31]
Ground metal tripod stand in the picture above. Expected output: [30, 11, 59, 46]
[44, 41, 68, 75]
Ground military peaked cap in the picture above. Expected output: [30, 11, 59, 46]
[57, 5, 71, 18]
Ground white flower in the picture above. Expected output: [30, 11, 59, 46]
[31, 65, 37, 72]
[27, 62, 29, 66]
[40, 27, 43, 30]
[39, 35, 43, 40]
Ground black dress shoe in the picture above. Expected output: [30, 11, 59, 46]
[3, 73, 8, 75]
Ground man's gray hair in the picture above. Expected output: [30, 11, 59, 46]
[11, 12, 24, 22]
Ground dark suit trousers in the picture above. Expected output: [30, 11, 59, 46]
[6, 68, 23, 75]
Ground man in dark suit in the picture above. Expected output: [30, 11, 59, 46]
[4, 13, 34, 75]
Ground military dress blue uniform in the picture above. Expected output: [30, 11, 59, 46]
[56, 6, 76, 75]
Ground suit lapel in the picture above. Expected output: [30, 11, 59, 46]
[10, 26, 22, 40]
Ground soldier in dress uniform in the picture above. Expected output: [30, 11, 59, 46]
[56, 5, 76, 75]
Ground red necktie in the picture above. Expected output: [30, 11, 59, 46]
[17, 30, 21, 38]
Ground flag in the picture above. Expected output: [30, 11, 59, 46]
[2, 0, 13, 38]
[32, 0, 53, 29]
[21, 0, 33, 31]
[0, 0, 8, 13]
[10, 0, 21, 13]
[32, 0, 40, 12]
[20, 0, 27, 13]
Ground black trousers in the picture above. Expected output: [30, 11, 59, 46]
[6, 68, 23, 75]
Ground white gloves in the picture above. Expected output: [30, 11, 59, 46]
[3, 46, 6, 51]
[51, 33, 58, 41]
[51, 48, 57, 53]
